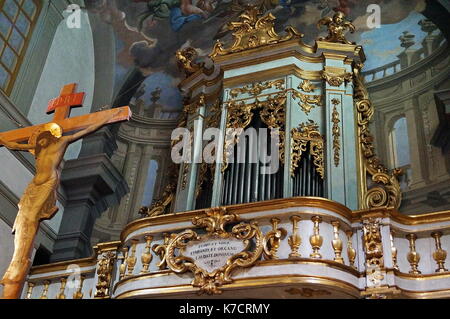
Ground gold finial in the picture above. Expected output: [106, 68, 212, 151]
[317, 11, 356, 45]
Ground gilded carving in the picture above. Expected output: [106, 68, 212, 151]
[223, 93, 286, 172]
[362, 219, 384, 268]
[292, 90, 323, 115]
[210, 7, 303, 58]
[152, 233, 172, 270]
[263, 218, 287, 260]
[165, 207, 264, 295]
[353, 63, 402, 209]
[298, 80, 316, 93]
[331, 98, 341, 167]
[139, 183, 176, 217]
[176, 47, 204, 77]
[317, 11, 355, 45]
[322, 66, 353, 87]
[230, 79, 285, 98]
[291, 120, 324, 178]
[94, 251, 116, 298]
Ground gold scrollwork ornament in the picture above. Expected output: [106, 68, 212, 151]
[165, 207, 264, 295]
[354, 63, 402, 210]
[210, 7, 303, 57]
[263, 218, 287, 260]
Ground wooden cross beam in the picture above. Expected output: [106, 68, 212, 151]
[0, 83, 131, 144]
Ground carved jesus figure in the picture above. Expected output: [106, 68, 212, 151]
[0, 109, 122, 299]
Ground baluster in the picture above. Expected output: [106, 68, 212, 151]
[25, 282, 35, 299]
[331, 221, 344, 264]
[431, 232, 448, 273]
[141, 235, 154, 274]
[346, 230, 356, 269]
[73, 275, 85, 299]
[126, 239, 139, 277]
[309, 216, 323, 259]
[40, 280, 50, 299]
[119, 247, 129, 280]
[390, 230, 399, 271]
[288, 216, 302, 259]
[56, 277, 67, 299]
[406, 234, 421, 275]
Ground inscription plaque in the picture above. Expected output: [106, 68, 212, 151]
[183, 237, 245, 273]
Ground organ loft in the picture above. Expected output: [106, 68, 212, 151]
[0, 2, 450, 300]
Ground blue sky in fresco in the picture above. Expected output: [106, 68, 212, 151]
[360, 11, 432, 71]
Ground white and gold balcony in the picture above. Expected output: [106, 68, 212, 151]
[23, 197, 450, 299]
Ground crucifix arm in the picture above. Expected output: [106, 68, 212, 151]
[0, 137, 34, 151]
[64, 108, 121, 143]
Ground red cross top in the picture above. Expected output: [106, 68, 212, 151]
[46, 83, 85, 121]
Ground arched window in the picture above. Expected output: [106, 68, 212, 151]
[389, 117, 411, 168]
[0, 0, 41, 94]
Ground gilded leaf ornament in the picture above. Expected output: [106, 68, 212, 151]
[176, 47, 204, 77]
[331, 98, 341, 167]
[230, 79, 285, 98]
[291, 120, 324, 178]
[210, 6, 303, 58]
[292, 90, 323, 115]
[223, 93, 286, 172]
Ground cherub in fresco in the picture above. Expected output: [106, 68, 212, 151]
[133, 0, 217, 31]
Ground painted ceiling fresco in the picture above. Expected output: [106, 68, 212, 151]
[85, 0, 438, 113]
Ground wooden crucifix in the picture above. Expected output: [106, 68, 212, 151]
[0, 83, 131, 299]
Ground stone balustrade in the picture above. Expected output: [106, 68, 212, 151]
[363, 32, 445, 83]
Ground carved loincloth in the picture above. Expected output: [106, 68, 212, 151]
[13, 177, 59, 234]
